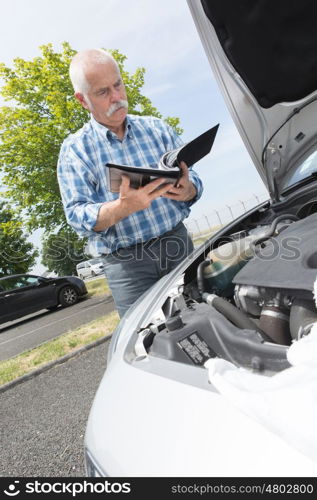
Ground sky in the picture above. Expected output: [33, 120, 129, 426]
[1, 0, 267, 274]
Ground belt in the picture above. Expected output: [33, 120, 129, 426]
[103, 221, 185, 256]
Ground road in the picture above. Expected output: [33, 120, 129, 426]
[0, 340, 110, 477]
[0, 295, 115, 361]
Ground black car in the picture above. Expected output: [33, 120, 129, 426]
[0, 274, 88, 324]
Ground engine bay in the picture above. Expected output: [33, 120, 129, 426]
[132, 197, 317, 375]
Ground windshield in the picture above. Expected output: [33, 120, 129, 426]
[89, 258, 102, 265]
[284, 150, 317, 189]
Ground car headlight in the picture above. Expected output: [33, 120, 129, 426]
[85, 448, 107, 477]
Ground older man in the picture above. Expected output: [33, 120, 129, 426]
[57, 49, 203, 317]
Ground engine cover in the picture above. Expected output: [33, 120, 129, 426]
[233, 213, 317, 294]
[148, 302, 289, 372]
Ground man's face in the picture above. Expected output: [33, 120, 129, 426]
[76, 60, 128, 130]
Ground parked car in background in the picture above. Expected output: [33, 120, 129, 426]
[85, 0, 317, 476]
[0, 274, 87, 324]
[76, 258, 104, 280]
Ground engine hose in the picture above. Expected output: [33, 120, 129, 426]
[290, 298, 317, 340]
[197, 258, 212, 295]
[202, 293, 275, 343]
[251, 213, 299, 252]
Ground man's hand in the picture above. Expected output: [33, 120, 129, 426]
[119, 175, 172, 213]
[162, 162, 197, 202]
[93, 167, 193, 232]
[94, 176, 172, 231]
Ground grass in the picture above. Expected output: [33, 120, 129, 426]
[0, 230, 221, 387]
[192, 230, 218, 247]
[85, 276, 111, 297]
[191, 225, 222, 247]
[0, 310, 120, 387]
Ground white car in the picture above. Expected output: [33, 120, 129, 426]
[76, 258, 104, 280]
[85, 0, 317, 476]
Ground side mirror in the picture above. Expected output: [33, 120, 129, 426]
[37, 277, 48, 284]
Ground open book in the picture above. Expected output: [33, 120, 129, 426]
[105, 123, 219, 193]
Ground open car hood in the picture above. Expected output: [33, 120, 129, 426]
[187, 0, 317, 201]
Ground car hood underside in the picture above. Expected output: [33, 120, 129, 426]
[187, 0, 317, 200]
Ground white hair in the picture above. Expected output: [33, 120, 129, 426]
[69, 49, 118, 94]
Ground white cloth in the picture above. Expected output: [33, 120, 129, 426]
[205, 280, 317, 462]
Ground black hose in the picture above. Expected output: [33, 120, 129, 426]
[204, 293, 275, 343]
[197, 258, 212, 295]
[251, 214, 299, 252]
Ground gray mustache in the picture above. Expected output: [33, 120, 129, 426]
[106, 100, 128, 117]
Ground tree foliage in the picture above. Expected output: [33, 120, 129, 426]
[0, 202, 38, 277]
[41, 228, 90, 276]
[0, 42, 183, 233]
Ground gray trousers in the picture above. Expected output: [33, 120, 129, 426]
[102, 221, 194, 317]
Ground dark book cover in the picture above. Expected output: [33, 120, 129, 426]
[105, 123, 219, 193]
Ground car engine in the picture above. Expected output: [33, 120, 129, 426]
[135, 210, 317, 374]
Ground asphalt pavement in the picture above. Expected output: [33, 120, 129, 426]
[0, 295, 115, 361]
[0, 339, 110, 477]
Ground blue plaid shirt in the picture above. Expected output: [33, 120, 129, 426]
[57, 114, 203, 255]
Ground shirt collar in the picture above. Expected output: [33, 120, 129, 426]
[90, 114, 134, 142]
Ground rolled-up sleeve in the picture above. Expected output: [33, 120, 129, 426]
[57, 142, 104, 236]
[187, 169, 204, 205]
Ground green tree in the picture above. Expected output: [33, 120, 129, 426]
[0, 202, 38, 277]
[0, 43, 183, 233]
[41, 228, 89, 276]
